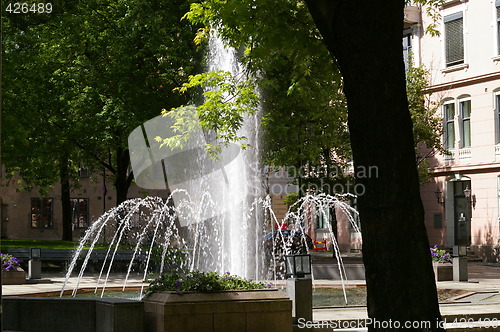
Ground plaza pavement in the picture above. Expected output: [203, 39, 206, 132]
[3, 258, 500, 331]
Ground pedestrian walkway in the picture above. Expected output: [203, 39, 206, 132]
[2, 272, 148, 297]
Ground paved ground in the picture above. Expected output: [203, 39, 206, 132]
[4, 253, 500, 331]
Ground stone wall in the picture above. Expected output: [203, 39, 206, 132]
[3, 297, 144, 332]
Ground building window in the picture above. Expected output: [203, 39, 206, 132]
[498, 175, 500, 220]
[444, 12, 464, 67]
[71, 198, 89, 228]
[444, 102, 455, 150]
[316, 207, 331, 229]
[31, 198, 53, 228]
[348, 197, 361, 231]
[403, 28, 412, 71]
[459, 99, 471, 148]
[496, 93, 500, 144]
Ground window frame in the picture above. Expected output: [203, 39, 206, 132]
[71, 198, 90, 229]
[31, 197, 53, 229]
[495, 92, 500, 144]
[459, 98, 471, 148]
[403, 28, 413, 71]
[443, 11, 465, 67]
[443, 101, 456, 151]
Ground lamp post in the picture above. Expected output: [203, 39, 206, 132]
[28, 248, 42, 280]
[285, 254, 312, 326]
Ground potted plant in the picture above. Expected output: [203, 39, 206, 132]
[1, 253, 26, 285]
[430, 245, 452, 281]
[143, 269, 292, 332]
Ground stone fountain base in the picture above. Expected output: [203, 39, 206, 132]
[143, 289, 292, 332]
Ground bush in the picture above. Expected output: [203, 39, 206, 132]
[430, 245, 451, 263]
[147, 269, 271, 294]
[1, 253, 21, 271]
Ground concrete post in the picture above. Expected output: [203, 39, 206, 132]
[286, 278, 312, 325]
[28, 259, 41, 279]
[453, 257, 468, 282]
[452, 245, 468, 282]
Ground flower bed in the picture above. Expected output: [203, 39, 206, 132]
[430, 246, 452, 281]
[1, 253, 26, 285]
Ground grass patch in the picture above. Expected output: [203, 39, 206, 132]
[0, 239, 111, 251]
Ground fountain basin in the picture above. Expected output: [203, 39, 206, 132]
[3, 296, 143, 332]
[143, 289, 292, 332]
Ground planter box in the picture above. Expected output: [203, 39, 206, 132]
[433, 263, 452, 281]
[2, 267, 27, 285]
[143, 289, 292, 332]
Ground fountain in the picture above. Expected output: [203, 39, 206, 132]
[60, 32, 362, 302]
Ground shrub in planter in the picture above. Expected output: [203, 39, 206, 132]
[1, 253, 26, 285]
[430, 245, 452, 263]
[144, 270, 292, 332]
[430, 246, 452, 281]
[147, 269, 270, 294]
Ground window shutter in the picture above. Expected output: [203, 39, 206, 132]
[444, 13, 464, 66]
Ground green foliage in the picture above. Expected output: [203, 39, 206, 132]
[3, 0, 203, 202]
[283, 191, 299, 207]
[0, 239, 117, 251]
[147, 269, 270, 294]
[430, 245, 451, 263]
[1, 253, 21, 271]
[411, 0, 445, 36]
[179, 0, 351, 191]
[158, 71, 259, 157]
[406, 56, 444, 183]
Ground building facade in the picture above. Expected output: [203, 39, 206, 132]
[408, 1, 500, 261]
[0, 170, 170, 241]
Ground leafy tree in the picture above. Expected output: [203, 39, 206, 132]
[180, 0, 445, 329]
[406, 59, 444, 183]
[3, 0, 203, 211]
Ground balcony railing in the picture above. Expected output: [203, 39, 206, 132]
[458, 148, 471, 160]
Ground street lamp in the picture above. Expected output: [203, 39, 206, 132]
[285, 254, 312, 327]
[285, 254, 311, 279]
[30, 248, 41, 260]
[463, 186, 471, 200]
[434, 188, 445, 205]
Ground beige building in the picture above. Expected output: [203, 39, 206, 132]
[407, 1, 500, 261]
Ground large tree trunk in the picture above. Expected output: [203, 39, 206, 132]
[114, 147, 133, 206]
[59, 154, 73, 241]
[305, 1, 443, 330]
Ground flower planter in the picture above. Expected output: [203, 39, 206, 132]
[2, 267, 27, 285]
[433, 262, 452, 281]
[143, 289, 292, 332]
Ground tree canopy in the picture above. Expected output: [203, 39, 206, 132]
[3, 0, 203, 203]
